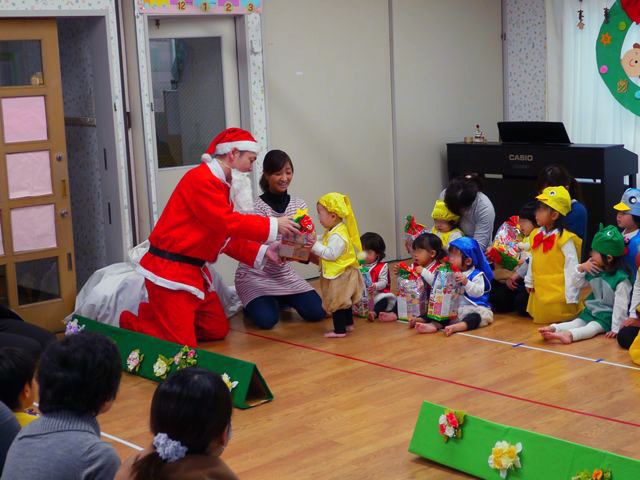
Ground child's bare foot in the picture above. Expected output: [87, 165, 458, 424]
[408, 317, 417, 328]
[443, 322, 469, 336]
[346, 325, 355, 332]
[324, 331, 347, 338]
[415, 322, 438, 334]
[367, 311, 376, 322]
[538, 326, 555, 334]
[378, 312, 397, 322]
[541, 330, 573, 344]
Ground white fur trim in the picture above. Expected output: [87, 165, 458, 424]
[214, 140, 259, 155]
[201, 153, 214, 163]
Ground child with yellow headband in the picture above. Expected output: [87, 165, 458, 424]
[525, 186, 583, 324]
[311, 193, 364, 338]
[431, 200, 464, 248]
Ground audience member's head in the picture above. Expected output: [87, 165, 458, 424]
[38, 332, 121, 416]
[131, 368, 233, 479]
[444, 173, 484, 216]
[537, 164, 581, 202]
[0, 347, 36, 412]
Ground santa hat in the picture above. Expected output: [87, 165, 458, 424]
[201, 127, 259, 163]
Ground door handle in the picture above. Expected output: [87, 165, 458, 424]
[59, 209, 69, 218]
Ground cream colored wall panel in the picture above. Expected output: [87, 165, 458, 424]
[262, 0, 396, 277]
[392, 0, 503, 253]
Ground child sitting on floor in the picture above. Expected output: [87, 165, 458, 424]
[379, 233, 447, 323]
[613, 188, 640, 281]
[412, 237, 494, 335]
[490, 201, 537, 316]
[539, 225, 631, 344]
[360, 232, 396, 321]
[0, 347, 38, 427]
[431, 200, 464, 248]
[116, 368, 237, 480]
[525, 186, 582, 324]
[311, 193, 364, 338]
[2, 332, 122, 480]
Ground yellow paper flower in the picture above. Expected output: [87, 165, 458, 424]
[488, 441, 522, 479]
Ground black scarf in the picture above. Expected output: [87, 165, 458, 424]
[260, 190, 291, 214]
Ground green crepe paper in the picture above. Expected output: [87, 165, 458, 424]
[596, 1, 640, 117]
[73, 316, 273, 409]
[409, 401, 640, 479]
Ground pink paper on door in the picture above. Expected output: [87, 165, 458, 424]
[0, 220, 4, 256]
[11, 204, 57, 252]
[1, 96, 48, 144]
[6, 151, 52, 199]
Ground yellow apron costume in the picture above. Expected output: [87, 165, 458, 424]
[317, 193, 363, 314]
[527, 186, 582, 324]
[430, 226, 464, 247]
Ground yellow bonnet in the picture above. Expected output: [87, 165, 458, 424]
[431, 199, 460, 222]
[318, 192, 362, 252]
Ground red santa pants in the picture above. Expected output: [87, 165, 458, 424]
[120, 279, 229, 347]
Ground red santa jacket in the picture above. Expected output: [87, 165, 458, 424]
[139, 162, 274, 298]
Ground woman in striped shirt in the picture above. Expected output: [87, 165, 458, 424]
[234, 150, 326, 329]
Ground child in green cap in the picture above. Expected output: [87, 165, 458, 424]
[539, 224, 632, 344]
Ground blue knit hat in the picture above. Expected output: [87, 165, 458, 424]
[449, 237, 494, 284]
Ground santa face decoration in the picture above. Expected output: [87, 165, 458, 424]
[621, 43, 640, 78]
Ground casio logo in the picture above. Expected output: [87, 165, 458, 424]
[508, 154, 534, 162]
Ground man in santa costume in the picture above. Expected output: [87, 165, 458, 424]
[120, 128, 300, 346]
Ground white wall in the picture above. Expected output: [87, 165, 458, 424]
[391, 0, 503, 256]
[263, 0, 503, 270]
[262, 0, 396, 276]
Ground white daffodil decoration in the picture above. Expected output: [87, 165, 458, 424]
[222, 373, 239, 391]
[64, 319, 85, 336]
[488, 441, 522, 479]
[153, 354, 172, 380]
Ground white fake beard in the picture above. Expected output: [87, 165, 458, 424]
[230, 169, 255, 214]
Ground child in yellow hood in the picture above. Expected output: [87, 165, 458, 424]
[431, 200, 464, 248]
[525, 186, 583, 324]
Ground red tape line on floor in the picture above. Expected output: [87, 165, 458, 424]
[235, 329, 640, 429]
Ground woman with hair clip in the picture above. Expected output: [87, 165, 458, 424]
[116, 368, 237, 480]
[440, 173, 496, 250]
[234, 150, 326, 329]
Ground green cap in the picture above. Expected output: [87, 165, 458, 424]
[591, 224, 625, 257]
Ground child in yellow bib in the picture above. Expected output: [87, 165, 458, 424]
[312, 193, 364, 338]
[431, 200, 464, 248]
[525, 186, 583, 324]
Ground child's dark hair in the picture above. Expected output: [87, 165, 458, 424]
[444, 174, 483, 216]
[132, 368, 233, 480]
[361, 232, 386, 261]
[37, 332, 121, 416]
[537, 164, 582, 202]
[412, 233, 447, 262]
[0, 347, 36, 411]
[599, 252, 630, 276]
[518, 201, 538, 225]
[259, 149, 293, 193]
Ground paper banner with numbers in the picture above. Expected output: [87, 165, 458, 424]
[137, 0, 262, 15]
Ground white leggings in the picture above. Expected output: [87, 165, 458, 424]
[552, 318, 605, 342]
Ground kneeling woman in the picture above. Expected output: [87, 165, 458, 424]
[235, 150, 326, 329]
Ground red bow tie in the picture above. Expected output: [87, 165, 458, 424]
[532, 231, 556, 253]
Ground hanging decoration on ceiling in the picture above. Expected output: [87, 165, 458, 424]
[596, 0, 640, 117]
[578, 0, 586, 30]
[137, 0, 263, 16]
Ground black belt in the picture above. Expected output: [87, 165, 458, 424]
[148, 244, 207, 267]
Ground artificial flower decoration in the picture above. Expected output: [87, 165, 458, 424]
[222, 373, 239, 391]
[173, 345, 198, 370]
[153, 354, 172, 380]
[293, 208, 315, 234]
[488, 441, 522, 479]
[571, 468, 612, 480]
[126, 349, 144, 373]
[438, 409, 465, 442]
[64, 319, 85, 336]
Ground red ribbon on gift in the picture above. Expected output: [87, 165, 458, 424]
[506, 215, 519, 228]
[404, 215, 426, 236]
[398, 261, 420, 280]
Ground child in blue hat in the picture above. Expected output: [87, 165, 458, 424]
[613, 188, 640, 281]
[415, 237, 494, 335]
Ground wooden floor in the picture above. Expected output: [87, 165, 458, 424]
[98, 308, 640, 479]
